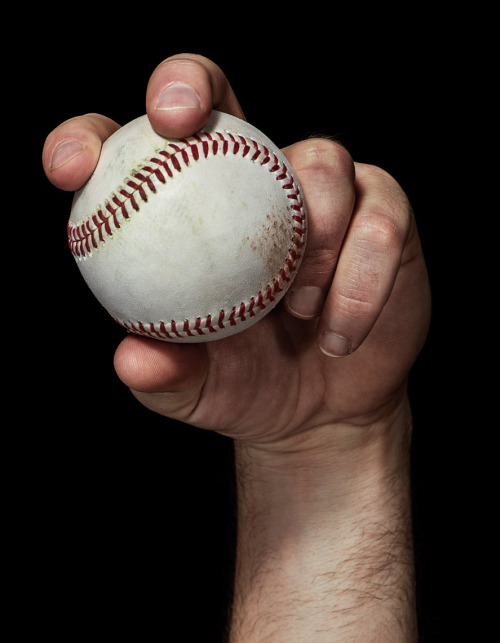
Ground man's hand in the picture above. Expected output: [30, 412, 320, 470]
[43, 53, 430, 640]
[43, 53, 430, 447]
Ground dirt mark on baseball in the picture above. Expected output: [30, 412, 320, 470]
[248, 207, 292, 274]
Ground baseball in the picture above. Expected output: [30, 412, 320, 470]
[68, 111, 307, 342]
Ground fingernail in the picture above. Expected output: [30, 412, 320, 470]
[286, 286, 324, 319]
[50, 139, 85, 170]
[320, 332, 352, 358]
[155, 83, 202, 111]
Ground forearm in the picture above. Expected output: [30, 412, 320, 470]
[229, 399, 417, 642]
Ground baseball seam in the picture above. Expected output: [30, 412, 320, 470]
[68, 128, 307, 340]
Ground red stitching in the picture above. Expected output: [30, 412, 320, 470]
[70, 126, 307, 339]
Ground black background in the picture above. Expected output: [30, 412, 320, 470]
[14, 10, 491, 641]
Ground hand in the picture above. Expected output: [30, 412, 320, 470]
[43, 53, 430, 640]
[42, 53, 430, 451]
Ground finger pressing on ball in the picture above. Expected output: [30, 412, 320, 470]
[283, 137, 356, 320]
[42, 113, 120, 191]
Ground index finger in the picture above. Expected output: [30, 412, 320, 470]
[42, 113, 120, 191]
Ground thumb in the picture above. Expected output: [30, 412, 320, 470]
[114, 336, 207, 420]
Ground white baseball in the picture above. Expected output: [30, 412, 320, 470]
[68, 111, 307, 342]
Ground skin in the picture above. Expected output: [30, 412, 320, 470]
[42, 54, 431, 640]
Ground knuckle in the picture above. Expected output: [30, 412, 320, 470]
[356, 163, 413, 228]
[334, 287, 379, 318]
[353, 209, 405, 251]
[357, 162, 395, 183]
[298, 137, 355, 180]
[353, 186, 413, 253]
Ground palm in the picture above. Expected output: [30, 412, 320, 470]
[129, 230, 429, 444]
[123, 147, 431, 445]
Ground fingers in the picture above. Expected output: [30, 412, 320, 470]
[283, 138, 356, 319]
[145, 53, 245, 138]
[319, 164, 412, 356]
[42, 113, 120, 191]
[42, 54, 243, 192]
[43, 52, 413, 365]
[284, 142, 413, 358]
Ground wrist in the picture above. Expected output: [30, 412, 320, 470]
[230, 396, 417, 641]
[234, 394, 413, 510]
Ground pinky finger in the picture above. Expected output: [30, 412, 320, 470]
[317, 164, 412, 357]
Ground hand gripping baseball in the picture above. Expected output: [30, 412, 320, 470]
[43, 54, 431, 447]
